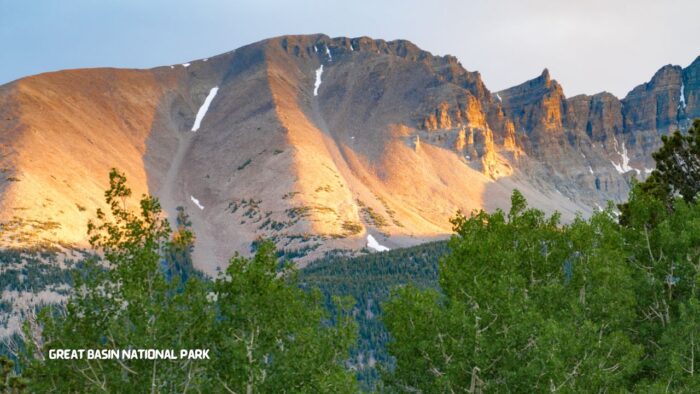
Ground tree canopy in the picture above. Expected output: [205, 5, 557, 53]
[17, 169, 358, 393]
[620, 119, 700, 224]
[383, 150, 700, 391]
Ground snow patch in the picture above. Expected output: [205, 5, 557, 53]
[611, 141, 634, 174]
[367, 234, 390, 252]
[679, 84, 687, 109]
[191, 87, 219, 131]
[182, 63, 190, 67]
[588, 166, 594, 174]
[313, 65, 324, 96]
[325, 46, 332, 61]
[169, 65, 174, 69]
[314, 45, 318, 53]
[190, 196, 204, 210]
[495, 93, 502, 102]
[349, 43, 354, 51]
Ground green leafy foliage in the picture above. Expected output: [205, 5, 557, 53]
[383, 188, 700, 392]
[16, 169, 358, 392]
[207, 241, 358, 393]
[0, 356, 25, 393]
[299, 242, 447, 389]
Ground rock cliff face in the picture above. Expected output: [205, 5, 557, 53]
[0, 34, 697, 270]
[493, 57, 700, 211]
[567, 92, 623, 145]
[614, 61, 700, 169]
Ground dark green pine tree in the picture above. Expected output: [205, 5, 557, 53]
[652, 119, 700, 203]
[165, 206, 197, 283]
[620, 118, 700, 224]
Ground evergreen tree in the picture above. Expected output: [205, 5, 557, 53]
[165, 206, 197, 283]
[620, 118, 700, 223]
[651, 119, 700, 203]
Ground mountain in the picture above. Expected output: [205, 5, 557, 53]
[0, 34, 698, 273]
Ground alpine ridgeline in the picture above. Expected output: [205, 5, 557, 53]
[1, 34, 698, 272]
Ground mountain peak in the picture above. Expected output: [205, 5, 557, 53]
[541, 68, 551, 81]
[497, 66, 562, 105]
[0, 33, 696, 271]
[257, 33, 436, 65]
[651, 64, 683, 82]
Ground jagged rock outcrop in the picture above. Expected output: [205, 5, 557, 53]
[623, 65, 684, 132]
[567, 92, 623, 144]
[608, 59, 700, 170]
[493, 55, 699, 210]
[498, 69, 574, 155]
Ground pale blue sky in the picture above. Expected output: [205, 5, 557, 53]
[2, 0, 699, 97]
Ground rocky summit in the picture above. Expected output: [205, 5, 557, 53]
[0, 34, 698, 272]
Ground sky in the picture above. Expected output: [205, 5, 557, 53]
[2, 0, 699, 98]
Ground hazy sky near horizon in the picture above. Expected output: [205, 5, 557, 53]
[2, 0, 699, 97]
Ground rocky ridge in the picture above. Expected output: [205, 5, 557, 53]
[0, 34, 698, 271]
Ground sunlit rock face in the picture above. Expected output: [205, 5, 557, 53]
[0, 34, 697, 270]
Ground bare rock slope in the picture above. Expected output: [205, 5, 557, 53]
[0, 34, 698, 273]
